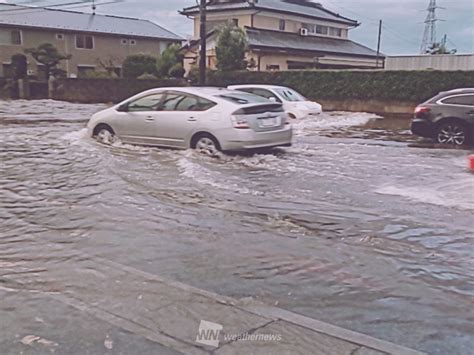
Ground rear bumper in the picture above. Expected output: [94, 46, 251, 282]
[411, 119, 434, 138]
[219, 125, 293, 151]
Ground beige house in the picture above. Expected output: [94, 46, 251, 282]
[181, 0, 384, 72]
[0, 4, 182, 79]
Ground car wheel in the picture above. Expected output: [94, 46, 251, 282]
[193, 134, 221, 156]
[436, 121, 468, 146]
[94, 125, 116, 144]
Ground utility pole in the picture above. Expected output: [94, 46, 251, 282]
[375, 20, 382, 69]
[199, 0, 207, 86]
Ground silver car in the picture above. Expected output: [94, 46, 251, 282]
[87, 87, 293, 155]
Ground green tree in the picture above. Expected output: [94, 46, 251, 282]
[25, 43, 71, 80]
[156, 44, 184, 78]
[215, 24, 248, 71]
[122, 54, 158, 79]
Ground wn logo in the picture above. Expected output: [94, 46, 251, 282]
[195, 320, 223, 347]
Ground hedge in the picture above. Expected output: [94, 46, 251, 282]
[207, 70, 474, 102]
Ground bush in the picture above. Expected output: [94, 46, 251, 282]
[123, 54, 158, 79]
[215, 24, 248, 71]
[207, 70, 474, 102]
[156, 44, 184, 78]
[168, 63, 185, 78]
[137, 73, 158, 80]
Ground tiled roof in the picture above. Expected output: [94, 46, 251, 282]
[181, 0, 358, 26]
[246, 27, 381, 58]
[0, 4, 183, 41]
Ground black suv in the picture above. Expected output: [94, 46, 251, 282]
[411, 88, 474, 146]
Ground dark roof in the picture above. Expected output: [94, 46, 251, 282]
[181, 0, 358, 26]
[0, 3, 183, 41]
[246, 27, 382, 58]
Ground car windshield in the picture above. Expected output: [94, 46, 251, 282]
[274, 88, 307, 102]
[216, 92, 270, 105]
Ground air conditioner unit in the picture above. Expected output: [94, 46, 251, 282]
[299, 28, 309, 36]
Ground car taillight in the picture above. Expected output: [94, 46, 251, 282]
[415, 106, 431, 118]
[231, 115, 250, 129]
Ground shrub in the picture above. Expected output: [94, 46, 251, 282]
[207, 70, 474, 102]
[215, 24, 248, 71]
[156, 44, 184, 78]
[123, 54, 158, 79]
[168, 63, 185, 78]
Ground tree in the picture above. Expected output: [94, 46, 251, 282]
[122, 54, 158, 79]
[25, 43, 71, 80]
[156, 44, 184, 78]
[10, 54, 28, 79]
[215, 24, 248, 71]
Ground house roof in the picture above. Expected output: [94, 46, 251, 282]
[246, 27, 382, 58]
[181, 0, 358, 26]
[0, 4, 183, 41]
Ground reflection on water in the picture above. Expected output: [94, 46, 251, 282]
[1, 100, 473, 354]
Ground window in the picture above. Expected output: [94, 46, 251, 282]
[56, 33, 64, 40]
[238, 88, 281, 102]
[266, 64, 280, 71]
[232, 18, 239, 26]
[274, 88, 307, 102]
[279, 19, 286, 31]
[11, 30, 22, 45]
[217, 92, 269, 105]
[441, 95, 474, 106]
[329, 27, 342, 37]
[76, 35, 94, 49]
[127, 93, 164, 112]
[316, 25, 328, 35]
[77, 65, 95, 78]
[0, 29, 22, 45]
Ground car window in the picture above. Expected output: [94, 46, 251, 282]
[160, 92, 216, 111]
[238, 88, 281, 102]
[441, 95, 474, 106]
[216, 92, 269, 105]
[127, 93, 164, 112]
[274, 88, 307, 102]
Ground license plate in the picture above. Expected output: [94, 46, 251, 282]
[259, 117, 277, 127]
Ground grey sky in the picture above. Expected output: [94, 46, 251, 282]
[5, 0, 474, 54]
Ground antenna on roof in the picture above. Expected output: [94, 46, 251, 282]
[92, 0, 96, 15]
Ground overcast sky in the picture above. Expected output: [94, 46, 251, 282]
[5, 0, 474, 54]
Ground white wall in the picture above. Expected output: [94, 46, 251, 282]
[386, 54, 474, 71]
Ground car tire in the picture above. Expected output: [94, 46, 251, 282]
[435, 120, 469, 146]
[93, 124, 116, 144]
[192, 133, 221, 156]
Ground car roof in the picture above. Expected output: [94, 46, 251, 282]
[440, 88, 474, 95]
[228, 84, 289, 90]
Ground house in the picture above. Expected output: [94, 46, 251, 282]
[0, 4, 183, 79]
[180, 0, 384, 72]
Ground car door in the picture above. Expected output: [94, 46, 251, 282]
[152, 91, 216, 148]
[115, 92, 165, 145]
[440, 94, 474, 124]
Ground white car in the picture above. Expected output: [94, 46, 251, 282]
[228, 85, 322, 119]
[87, 87, 292, 155]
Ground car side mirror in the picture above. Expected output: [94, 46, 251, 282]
[117, 103, 129, 112]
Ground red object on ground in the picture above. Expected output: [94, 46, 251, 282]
[469, 155, 474, 172]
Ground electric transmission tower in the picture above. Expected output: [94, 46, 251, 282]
[420, 0, 443, 53]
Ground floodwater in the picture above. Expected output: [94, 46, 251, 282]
[1, 100, 473, 354]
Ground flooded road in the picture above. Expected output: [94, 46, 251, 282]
[1, 100, 473, 354]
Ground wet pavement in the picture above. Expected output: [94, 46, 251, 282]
[1, 100, 473, 354]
